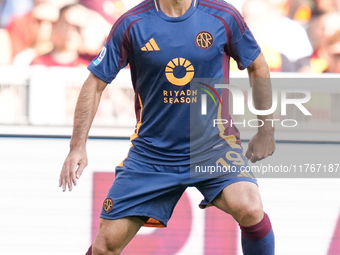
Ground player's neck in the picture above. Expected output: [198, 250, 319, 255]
[158, 0, 192, 17]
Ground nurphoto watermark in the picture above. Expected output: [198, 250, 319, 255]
[200, 83, 312, 128]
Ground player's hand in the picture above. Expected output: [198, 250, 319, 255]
[59, 147, 88, 192]
[246, 131, 275, 163]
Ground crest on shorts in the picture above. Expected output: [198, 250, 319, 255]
[103, 198, 113, 212]
[196, 31, 213, 49]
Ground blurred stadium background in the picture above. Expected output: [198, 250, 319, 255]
[0, 0, 340, 254]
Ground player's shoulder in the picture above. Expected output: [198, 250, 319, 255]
[197, 0, 238, 14]
[114, 1, 154, 29]
[197, 0, 246, 31]
[106, 0, 154, 42]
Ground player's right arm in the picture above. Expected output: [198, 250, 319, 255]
[59, 10, 135, 191]
[59, 73, 107, 192]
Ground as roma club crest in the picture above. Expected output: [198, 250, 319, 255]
[196, 31, 213, 49]
[103, 198, 113, 213]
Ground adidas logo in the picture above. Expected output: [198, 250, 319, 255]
[141, 38, 160, 51]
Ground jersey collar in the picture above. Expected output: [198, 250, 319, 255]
[154, 0, 198, 22]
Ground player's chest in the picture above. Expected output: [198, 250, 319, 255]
[129, 16, 227, 69]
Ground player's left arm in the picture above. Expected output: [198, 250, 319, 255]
[245, 52, 275, 163]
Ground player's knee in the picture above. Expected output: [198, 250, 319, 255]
[223, 183, 264, 225]
[92, 242, 121, 255]
[232, 201, 263, 226]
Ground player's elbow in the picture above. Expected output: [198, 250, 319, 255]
[247, 52, 270, 79]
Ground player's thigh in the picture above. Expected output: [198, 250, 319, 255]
[212, 181, 263, 224]
[93, 217, 144, 254]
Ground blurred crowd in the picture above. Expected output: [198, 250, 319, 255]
[0, 0, 138, 67]
[0, 0, 339, 73]
[238, 0, 340, 73]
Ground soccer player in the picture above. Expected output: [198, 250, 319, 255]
[59, 0, 276, 254]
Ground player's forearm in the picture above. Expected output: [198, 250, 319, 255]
[70, 74, 106, 150]
[247, 53, 274, 134]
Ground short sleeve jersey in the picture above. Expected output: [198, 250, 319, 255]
[88, 0, 261, 165]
